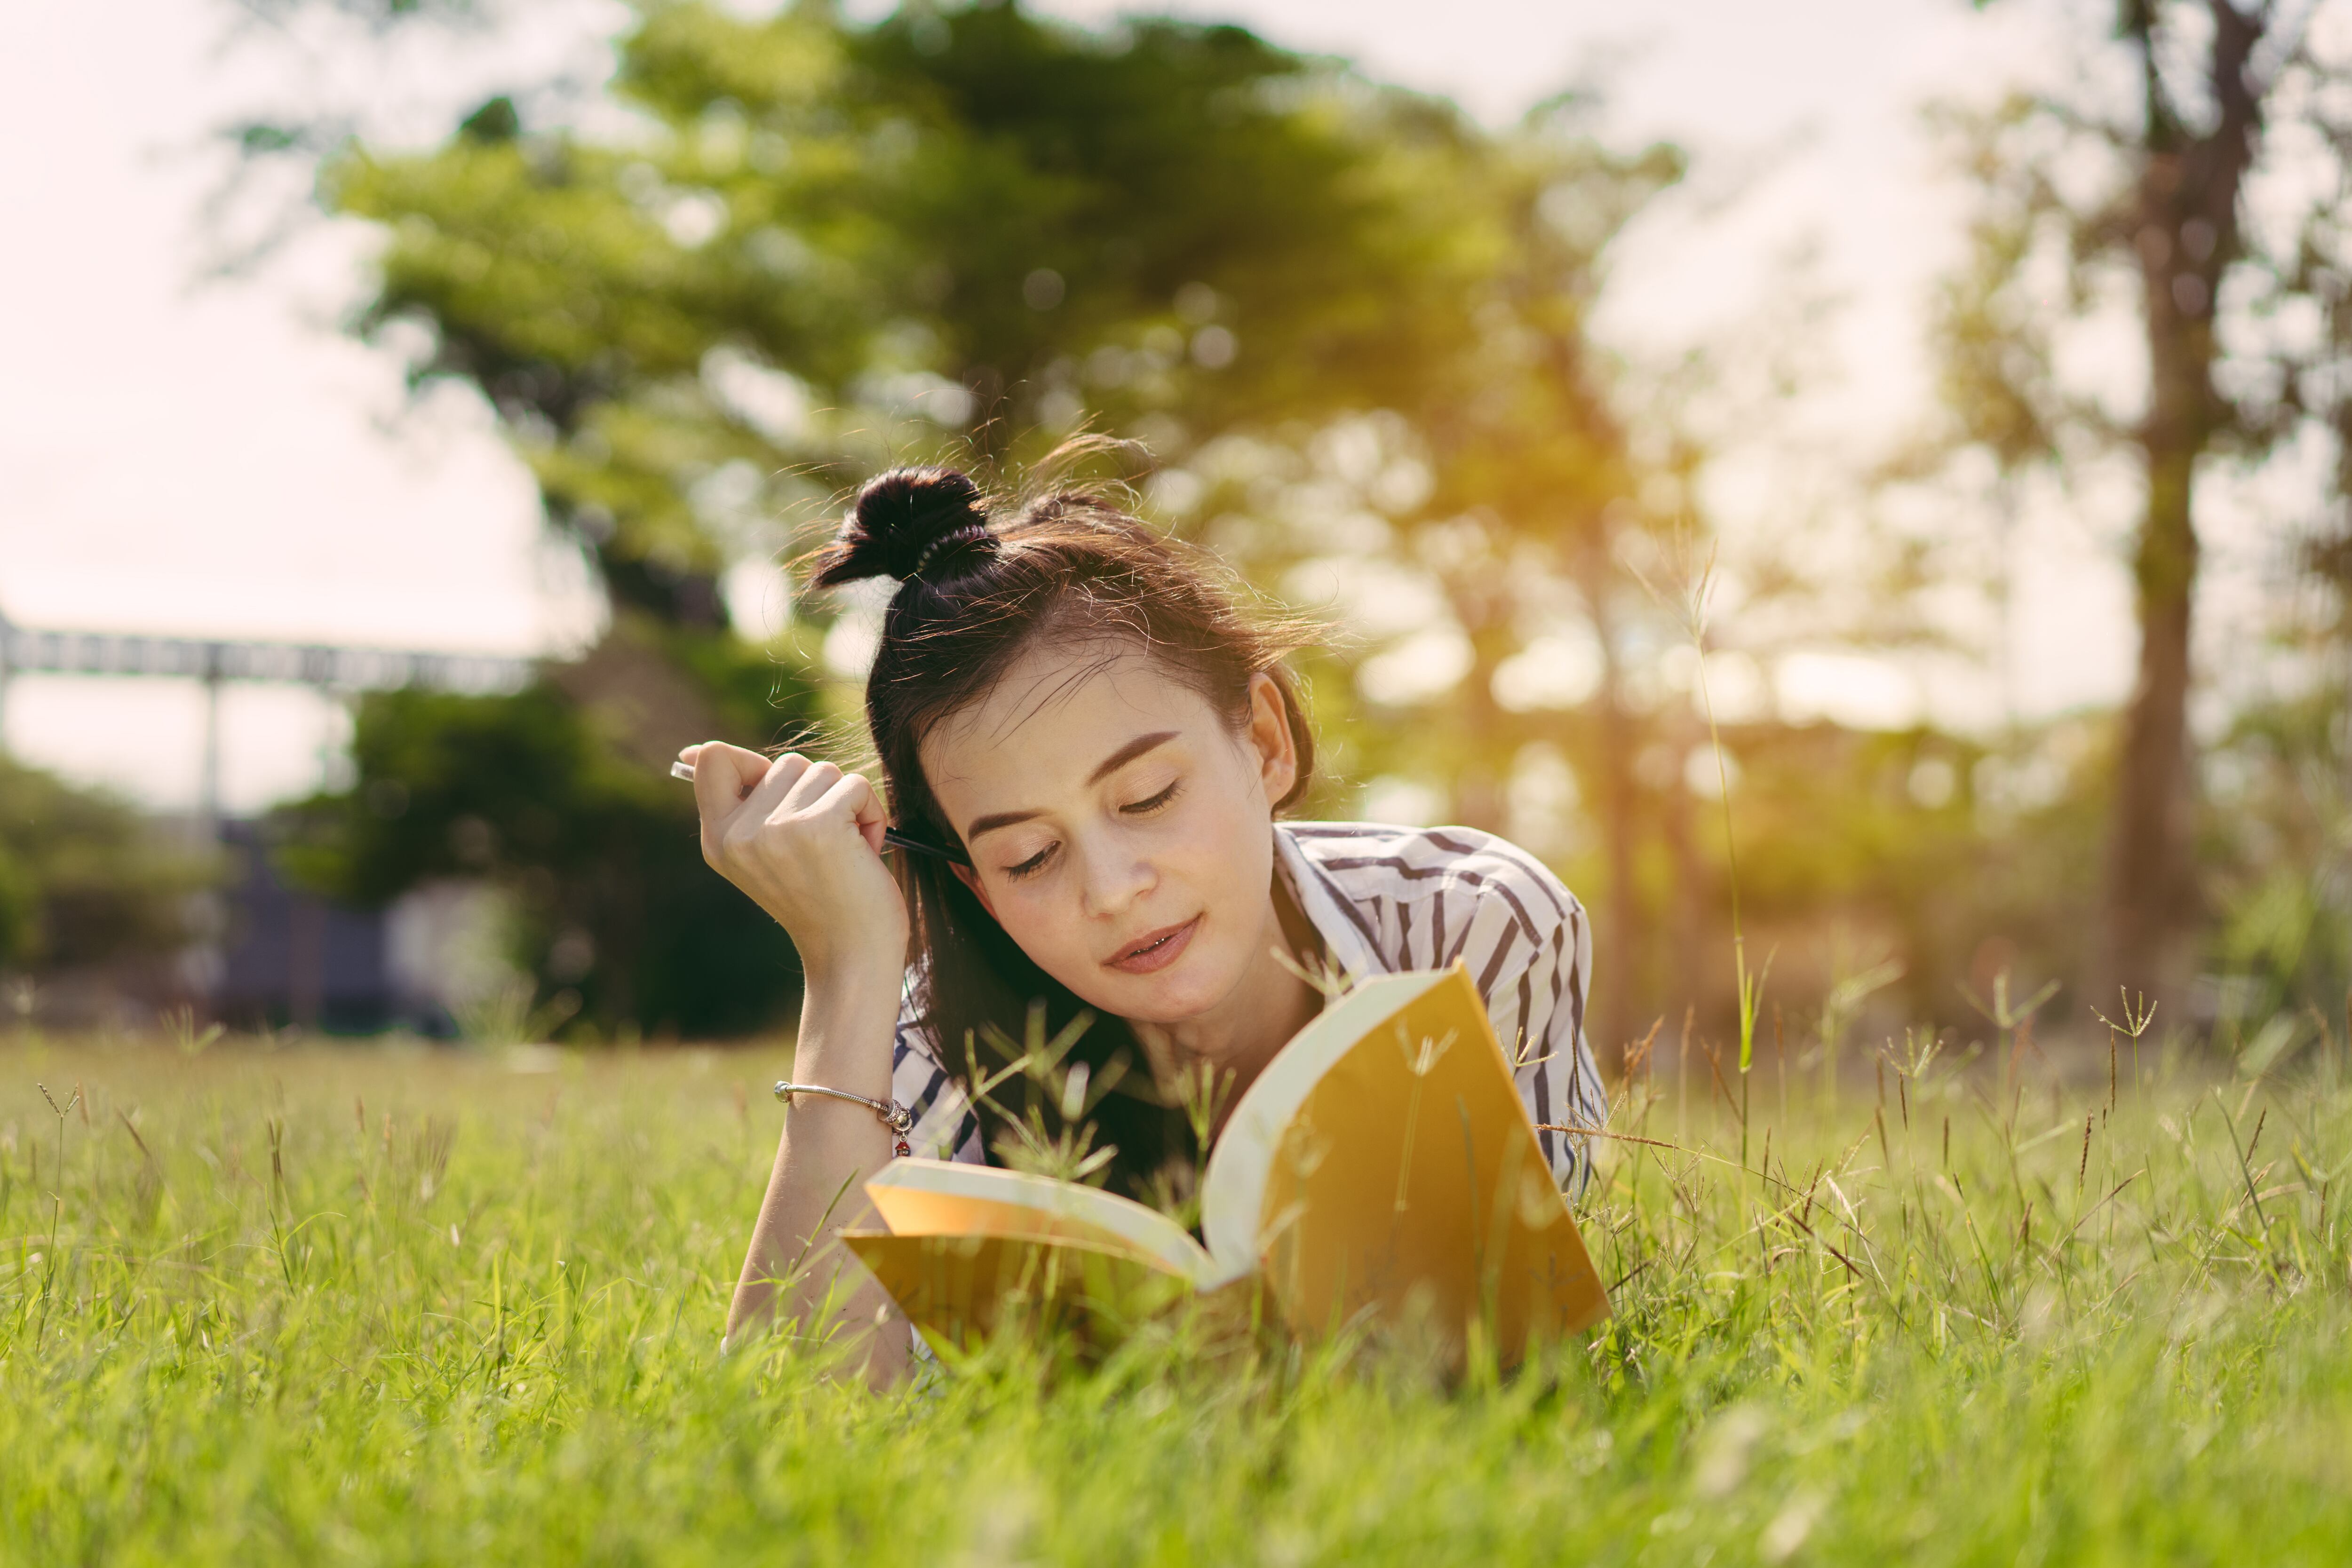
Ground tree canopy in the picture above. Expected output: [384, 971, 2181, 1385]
[329, 0, 1500, 626]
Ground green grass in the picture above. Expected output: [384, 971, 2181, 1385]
[2, 1026, 2349, 1565]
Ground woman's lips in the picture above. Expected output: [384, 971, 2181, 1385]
[1106, 915, 1200, 975]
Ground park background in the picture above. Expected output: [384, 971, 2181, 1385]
[8, 6, 2352, 1562]
[4, 0, 2350, 1070]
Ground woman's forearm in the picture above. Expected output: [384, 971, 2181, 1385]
[723, 953, 910, 1383]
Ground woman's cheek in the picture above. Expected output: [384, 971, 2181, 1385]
[1170, 780, 1252, 868]
[996, 888, 1092, 981]
[990, 885, 1048, 943]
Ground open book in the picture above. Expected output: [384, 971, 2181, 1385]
[841, 965, 1610, 1361]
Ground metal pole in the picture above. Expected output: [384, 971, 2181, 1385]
[198, 645, 224, 846]
[0, 607, 13, 752]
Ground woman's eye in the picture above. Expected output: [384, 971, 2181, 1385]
[1121, 781, 1181, 815]
[1003, 844, 1057, 881]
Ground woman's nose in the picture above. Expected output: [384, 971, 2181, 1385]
[1076, 838, 1156, 918]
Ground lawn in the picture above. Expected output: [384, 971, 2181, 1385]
[2, 1024, 2347, 1565]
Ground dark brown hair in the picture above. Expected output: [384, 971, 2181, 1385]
[811, 463, 1316, 1202]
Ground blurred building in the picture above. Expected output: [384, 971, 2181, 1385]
[209, 821, 516, 1036]
[211, 820, 400, 1032]
[1, 610, 533, 1033]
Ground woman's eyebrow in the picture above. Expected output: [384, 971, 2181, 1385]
[1087, 729, 1178, 784]
[964, 730, 1180, 841]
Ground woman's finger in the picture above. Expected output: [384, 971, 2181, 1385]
[777, 758, 844, 817]
[690, 742, 770, 824]
[819, 771, 889, 855]
[744, 754, 820, 827]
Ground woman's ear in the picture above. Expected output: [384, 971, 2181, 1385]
[1244, 671, 1298, 807]
[952, 862, 999, 919]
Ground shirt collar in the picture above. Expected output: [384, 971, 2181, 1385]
[1271, 823, 1387, 987]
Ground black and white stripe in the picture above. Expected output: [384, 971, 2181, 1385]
[888, 821, 1606, 1195]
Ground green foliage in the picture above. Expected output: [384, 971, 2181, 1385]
[1187, 103, 1688, 820]
[2203, 690, 2352, 1036]
[0, 757, 215, 974]
[1711, 720, 2108, 1029]
[4, 1030, 2350, 1560]
[327, 0, 1491, 624]
[274, 632, 819, 1039]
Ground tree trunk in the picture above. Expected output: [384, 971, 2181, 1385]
[2101, 210, 2211, 1011]
[2102, 439, 2200, 1008]
[2099, 4, 2270, 1018]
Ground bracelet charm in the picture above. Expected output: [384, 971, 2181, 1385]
[774, 1080, 916, 1157]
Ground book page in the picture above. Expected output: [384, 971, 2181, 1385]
[841, 1231, 1194, 1353]
[1198, 970, 1450, 1280]
[863, 1158, 1215, 1282]
[1207, 966, 1611, 1359]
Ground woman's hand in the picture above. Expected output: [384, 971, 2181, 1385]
[681, 742, 908, 976]
[694, 740, 910, 1374]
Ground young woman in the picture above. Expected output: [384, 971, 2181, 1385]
[685, 465, 1605, 1378]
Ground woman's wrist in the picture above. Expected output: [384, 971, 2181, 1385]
[795, 939, 908, 998]
[789, 946, 906, 1100]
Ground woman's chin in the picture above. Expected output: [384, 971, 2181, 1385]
[1091, 951, 1240, 1026]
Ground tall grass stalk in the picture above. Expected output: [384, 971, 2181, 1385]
[1635, 537, 1770, 1171]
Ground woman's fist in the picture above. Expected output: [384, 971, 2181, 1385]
[680, 742, 908, 976]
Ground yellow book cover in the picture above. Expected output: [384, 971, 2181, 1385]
[842, 965, 1609, 1361]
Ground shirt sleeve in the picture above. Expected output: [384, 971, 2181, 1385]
[1436, 843, 1605, 1199]
[888, 988, 987, 1164]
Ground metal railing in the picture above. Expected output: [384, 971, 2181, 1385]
[0, 618, 533, 696]
[0, 608, 539, 830]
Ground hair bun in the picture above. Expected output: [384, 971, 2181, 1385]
[813, 467, 997, 589]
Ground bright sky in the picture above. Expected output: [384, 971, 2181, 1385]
[0, 0, 2157, 813]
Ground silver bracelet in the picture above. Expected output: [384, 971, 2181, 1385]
[774, 1080, 916, 1155]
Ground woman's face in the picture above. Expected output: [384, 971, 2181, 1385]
[918, 640, 1298, 1028]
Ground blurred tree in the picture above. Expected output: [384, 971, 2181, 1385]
[1933, 1, 2352, 1013]
[1397, 107, 1687, 830]
[277, 627, 819, 1037]
[2201, 689, 2352, 1042]
[1364, 106, 1692, 1058]
[0, 757, 216, 978]
[320, 0, 1489, 629]
[246, 0, 1512, 1035]
[243, 0, 2131, 1062]
[1727, 718, 2110, 1032]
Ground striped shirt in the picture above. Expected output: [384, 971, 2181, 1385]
[887, 820, 1606, 1195]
